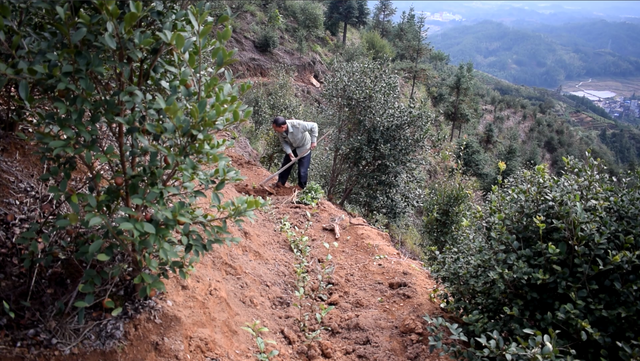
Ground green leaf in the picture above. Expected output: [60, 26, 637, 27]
[97, 253, 110, 261]
[71, 27, 87, 44]
[74, 301, 89, 308]
[87, 194, 97, 208]
[124, 12, 138, 30]
[119, 222, 134, 230]
[187, 9, 198, 28]
[175, 33, 185, 51]
[88, 216, 102, 227]
[142, 222, 156, 234]
[50, 140, 67, 148]
[18, 80, 29, 102]
[55, 6, 65, 20]
[199, 24, 212, 39]
[217, 14, 230, 25]
[111, 307, 123, 316]
[219, 27, 232, 42]
[216, 50, 224, 68]
[79, 283, 95, 293]
[104, 33, 117, 49]
[89, 239, 104, 254]
[68, 213, 79, 225]
[211, 192, 220, 205]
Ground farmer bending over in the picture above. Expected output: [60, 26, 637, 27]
[271, 116, 318, 189]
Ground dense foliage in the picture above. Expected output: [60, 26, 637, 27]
[425, 156, 640, 360]
[319, 60, 432, 220]
[0, 0, 263, 323]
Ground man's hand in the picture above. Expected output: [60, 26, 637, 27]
[289, 153, 295, 161]
[310, 142, 316, 150]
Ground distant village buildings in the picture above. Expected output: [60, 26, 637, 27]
[567, 89, 639, 119]
[631, 99, 639, 117]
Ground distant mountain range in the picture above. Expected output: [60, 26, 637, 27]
[428, 20, 640, 89]
[386, 1, 640, 26]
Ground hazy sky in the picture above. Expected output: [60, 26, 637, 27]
[372, 1, 640, 23]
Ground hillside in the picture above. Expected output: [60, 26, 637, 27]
[2, 2, 639, 360]
[0, 130, 442, 361]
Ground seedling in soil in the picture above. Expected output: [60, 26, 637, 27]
[241, 320, 279, 361]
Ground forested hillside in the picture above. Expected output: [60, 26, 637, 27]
[430, 20, 640, 88]
[1, 1, 639, 361]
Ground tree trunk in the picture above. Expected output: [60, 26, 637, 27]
[410, 72, 417, 100]
[327, 147, 342, 199]
[449, 120, 456, 142]
[339, 182, 355, 206]
[342, 21, 348, 44]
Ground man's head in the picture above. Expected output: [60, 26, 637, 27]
[272, 116, 287, 133]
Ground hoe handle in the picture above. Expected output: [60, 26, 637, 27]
[258, 129, 333, 186]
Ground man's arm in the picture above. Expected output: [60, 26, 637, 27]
[303, 121, 318, 146]
[278, 133, 293, 155]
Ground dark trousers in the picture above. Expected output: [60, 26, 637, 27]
[278, 149, 311, 189]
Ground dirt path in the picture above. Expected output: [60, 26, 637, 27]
[4, 145, 444, 361]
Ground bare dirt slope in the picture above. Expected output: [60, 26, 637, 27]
[3, 140, 444, 361]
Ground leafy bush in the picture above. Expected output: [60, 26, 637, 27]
[457, 138, 497, 191]
[255, 27, 279, 52]
[283, 1, 324, 38]
[241, 65, 311, 170]
[1, 0, 264, 323]
[426, 155, 640, 360]
[296, 182, 325, 206]
[422, 178, 471, 251]
[361, 31, 395, 61]
[320, 60, 432, 220]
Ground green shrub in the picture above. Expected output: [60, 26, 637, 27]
[1, 0, 264, 323]
[296, 182, 325, 206]
[361, 31, 395, 61]
[422, 179, 471, 251]
[241, 66, 303, 169]
[255, 27, 280, 52]
[457, 138, 497, 191]
[267, 6, 283, 29]
[321, 60, 432, 220]
[427, 155, 640, 360]
[283, 1, 324, 38]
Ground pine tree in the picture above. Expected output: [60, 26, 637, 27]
[325, 0, 370, 44]
[444, 62, 477, 142]
[371, 0, 396, 39]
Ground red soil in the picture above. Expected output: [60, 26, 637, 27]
[3, 143, 445, 361]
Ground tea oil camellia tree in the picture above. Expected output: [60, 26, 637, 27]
[0, 0, 264, 323]
[425, 155, 640, 360]
[320, 60, 432, 220]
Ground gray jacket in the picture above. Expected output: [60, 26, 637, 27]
[278, 119, 318, 155]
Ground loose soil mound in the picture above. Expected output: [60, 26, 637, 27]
[2, 142, 445, 361]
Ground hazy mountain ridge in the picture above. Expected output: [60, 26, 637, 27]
[429, 20, 640, 88]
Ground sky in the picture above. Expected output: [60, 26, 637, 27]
[369, 1, 640, 23]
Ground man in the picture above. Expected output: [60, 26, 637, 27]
[271, 116, 318, 189]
